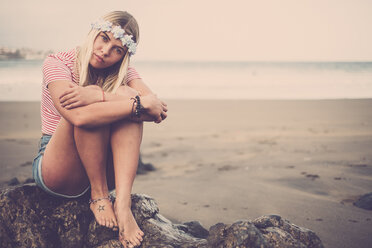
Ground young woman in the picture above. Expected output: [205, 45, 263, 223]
[32, 11, 167, 248]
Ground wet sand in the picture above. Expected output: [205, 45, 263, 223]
[0, 99, 371, 248]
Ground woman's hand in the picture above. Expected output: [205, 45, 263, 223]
[116, 86, 167, 123]
[140, 94, 168, 123]
[59, 83, 102, 109]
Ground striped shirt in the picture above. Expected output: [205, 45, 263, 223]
[41, 48, 141, 135]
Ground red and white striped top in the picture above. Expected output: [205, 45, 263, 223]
[41, 48, 141, 135]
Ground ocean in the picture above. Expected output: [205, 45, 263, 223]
[0, 59, 371, 101]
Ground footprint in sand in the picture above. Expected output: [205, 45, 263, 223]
[308, 128, 318, 134]
[218, 165, 238, 171]
[301, 172, 320, 180]
[340, 195, 360, 206]
[340, 199, 354, 205]
[333, 177, 346, 180]
[20, 161, 32, 167]
[257, 139, 277, 146]
[348, 163, 368, 168]
[16, 140, 31, 145]
[306, 174, 320, 180]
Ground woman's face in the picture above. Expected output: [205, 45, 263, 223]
[89, 31, 127, 69]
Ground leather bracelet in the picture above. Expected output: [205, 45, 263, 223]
[131, 96, 145, 118]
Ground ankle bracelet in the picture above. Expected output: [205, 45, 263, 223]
[89, 195, 114, 204]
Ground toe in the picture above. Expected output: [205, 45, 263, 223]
[126, 240, 133, 248]
[121, 240, 128, 248]
[101, 218, 106, 227]
[131, 237, 141, 246]
[107, 219, 113, 228]
[119, 237, 127, 248]
[113, 219, 118, 227]
[136, 233, 143, 241]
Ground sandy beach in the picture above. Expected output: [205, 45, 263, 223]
[0, 99, 371, 248]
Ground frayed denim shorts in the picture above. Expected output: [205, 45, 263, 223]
[32, 134, 90, 198]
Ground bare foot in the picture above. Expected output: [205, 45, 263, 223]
[115, 201, 144, 247]
[89, 196, 118, 229]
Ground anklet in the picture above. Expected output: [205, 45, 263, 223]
[89, 195, 114, 204]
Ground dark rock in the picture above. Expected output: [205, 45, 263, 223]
[208, 221, 268, 247]
[137, 154, 156, 175]
[0, 184, 324, 248]
[353, 192, 372, 210]
[175, 221, 209, 239]
[7, 177, 20, 186]
[253, 215, 324, 248]
[24, 178, 35, 184]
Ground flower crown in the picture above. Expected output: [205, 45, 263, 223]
[91, 19, 137, 56]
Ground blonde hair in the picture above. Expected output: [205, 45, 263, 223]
[76, 11, 139, 93]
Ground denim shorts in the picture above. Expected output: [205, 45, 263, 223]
[32, 134, 90, 198]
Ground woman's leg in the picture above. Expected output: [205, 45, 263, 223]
[110, 119, 145, 247]
[41, 118, 117, 228]
[74, 125, 118, 229]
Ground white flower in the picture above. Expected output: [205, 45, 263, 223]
[91, 20, 112, 32]
[124, 34, 133, 43]
[111, 26, 125, 39]
[120, 34, 137, 55]
[128, 43, 137, 55]
[91, 20, 101, 30]
[99, 21, 112, 32]
[91, 19, 137, 56]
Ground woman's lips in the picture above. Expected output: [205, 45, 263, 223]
[94, 54, 104, 63]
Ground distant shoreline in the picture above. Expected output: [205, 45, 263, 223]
[2, 59, 372, 100]
[0, 47, 52, 61]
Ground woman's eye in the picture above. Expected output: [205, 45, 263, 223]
[101, 35, 108, 42]
[115, 48, 122, 54]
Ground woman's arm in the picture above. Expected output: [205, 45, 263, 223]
[127, 78, 153, 96]
[59, 83, 129, 108]
[59, 78, 158, 108]
[49, 80, 165, 128]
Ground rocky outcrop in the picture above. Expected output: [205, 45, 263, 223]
[0, 184, 324, 248]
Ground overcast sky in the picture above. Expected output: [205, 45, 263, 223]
[0, 0, 371, 61]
